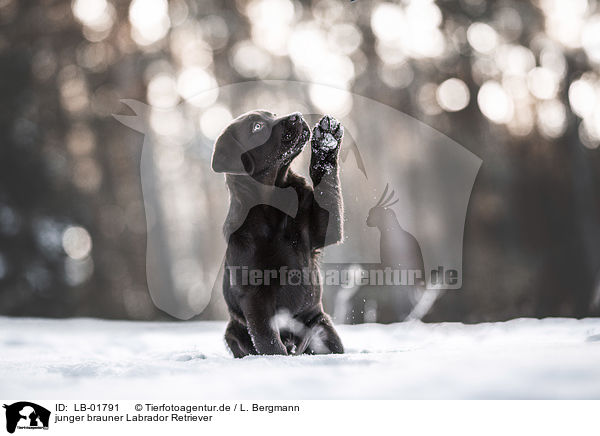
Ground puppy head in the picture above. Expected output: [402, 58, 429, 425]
[212, 110, 310, 181]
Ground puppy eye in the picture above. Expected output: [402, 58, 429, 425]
[252, 122, 264, 133]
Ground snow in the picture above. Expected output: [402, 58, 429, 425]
[1, 317, 600, 399]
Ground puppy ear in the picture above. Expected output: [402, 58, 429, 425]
[212, 130, 248, 174]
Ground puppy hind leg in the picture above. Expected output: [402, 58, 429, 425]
[246, 319, 288, 355]
[303, 313, 344, 355]
[241, 297, 289, 355]
[225, 319, 257, 358]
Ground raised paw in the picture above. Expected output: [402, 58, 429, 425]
[311, 115, 343, 152]
[310, 115, 343, 182]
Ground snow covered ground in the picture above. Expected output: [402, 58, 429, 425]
[1, 317, 600, 399]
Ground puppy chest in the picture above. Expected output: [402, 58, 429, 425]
[253, 228, 311, 268]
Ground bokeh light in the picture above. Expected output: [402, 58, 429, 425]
[176, 67, 218, 107]
[199, 105, 233, 140]
[232, 40, 272, 78]
[436, 78, 470, 112]
[477, 81, 513, 124]
[129, 0, 170, 46]
[418, 83, 442, 115]
[568, 77, 596, 118]
[528, 67, 559, 100]
[65, 257, 94, 286]
[581, 15, 600, 63]
[536, 99, 567, 139]
[539, 0, 589, 49]
[371, 0, 445, 59]
[495, 45, 535, 75]
[147, 73, 179, 108]
[467, 22, 498, 54]
[247, 0, 295, 56]
[62, 226, 93, 260]
[72, 0, 115, 41]
[309, 84, 353, 116]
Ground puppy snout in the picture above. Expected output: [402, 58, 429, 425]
[280, 112, 309, 148]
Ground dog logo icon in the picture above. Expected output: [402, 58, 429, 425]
[3, 402, 50, 434]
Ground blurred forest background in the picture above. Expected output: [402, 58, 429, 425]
[1, 0, 600, 322]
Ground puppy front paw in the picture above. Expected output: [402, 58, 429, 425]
[311, 115, 343, 180]
[312, 115, 343, 152]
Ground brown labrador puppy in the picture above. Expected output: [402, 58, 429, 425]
[212, 110, 344, 357]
